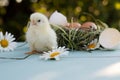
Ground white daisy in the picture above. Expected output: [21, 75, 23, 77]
[86, 39, 100, 50]
[40, 46, 69, 60]
[0, 32, 17, 52]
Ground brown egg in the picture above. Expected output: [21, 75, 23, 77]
[66, 22, 81, 29]
[81, 22, 97, 30]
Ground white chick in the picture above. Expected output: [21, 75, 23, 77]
[26, 12, 57, 54]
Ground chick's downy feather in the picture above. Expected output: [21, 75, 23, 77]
[26, 12, 57, 53]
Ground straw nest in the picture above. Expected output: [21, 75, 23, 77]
[51, 19, 108, 51]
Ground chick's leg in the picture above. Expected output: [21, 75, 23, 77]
[25, 44, 43, 54]
[25, 50, 39, 54]
[25, 46, 43, 54]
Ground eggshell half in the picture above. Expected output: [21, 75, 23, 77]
[99, 28, 120, 50]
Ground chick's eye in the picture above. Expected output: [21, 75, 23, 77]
[37, 20, 41, 22]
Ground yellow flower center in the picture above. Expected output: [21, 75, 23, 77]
[0, 39, 9, 48]
[50, 52, 60, 58]
[87, 43, 96, 49]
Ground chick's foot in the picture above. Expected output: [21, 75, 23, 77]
[25, 50, 43, 54]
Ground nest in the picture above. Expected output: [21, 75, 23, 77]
[51, 19, 108, 51]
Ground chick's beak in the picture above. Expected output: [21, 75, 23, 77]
[31, 20, 37, 25]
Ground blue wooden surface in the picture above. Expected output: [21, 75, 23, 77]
[0, 43, 120, 80]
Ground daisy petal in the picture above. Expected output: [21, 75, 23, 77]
[0, 32, 4, 40]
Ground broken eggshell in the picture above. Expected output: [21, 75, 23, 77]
[49, 11, 68, 26]
[99, 28, 120, 50]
